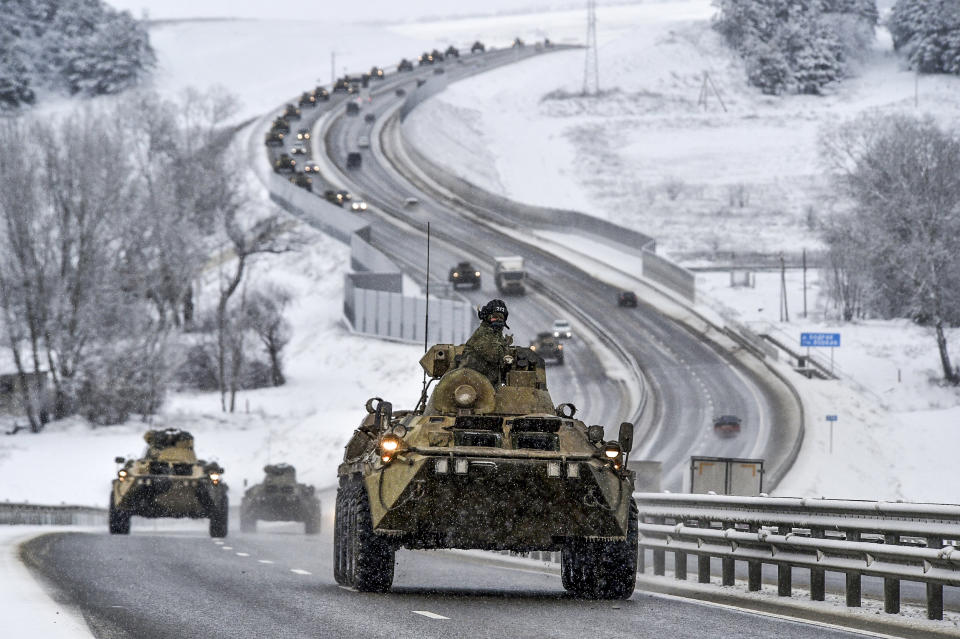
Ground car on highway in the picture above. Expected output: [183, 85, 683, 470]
[296, 128, 310, 141]
[530, 331, 564, 364]
[346, 152, 362, 168]
[713, 415, 742, 437]
[551, 319, 573, 340]
[324, 189, 344, 206]
[290, 141, 307, 155]
[471, 40, 485, 53]
[302, 161, 320, 174]
[403, 196, 419, 207]
[350, 200, 368, 212]
[448, 261, 481, 289]
[358, 135, 370, 148]
[397, 58, 414, 72]
[395, 88, 406, 97]
[364, 113, 375, 123]
[274, 153, 296, 173]
[289, 173, 313, 192]
[370, 66, 385, 79]
[433, 67, 445, 75]
[618, 291, 638, 307]
[281, 103, 301, 120]
[346, 102, 360, 116]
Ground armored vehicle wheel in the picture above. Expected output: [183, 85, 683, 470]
[562, 500, 638, 599]
[339, 477, 394, 591]
[240, 510, 256, 533]
[108, 493, 130, 535]
[209, 496, 229, 538]
[304, 507, 321, 535]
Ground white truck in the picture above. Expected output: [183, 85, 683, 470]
[494, 256, 526, 295]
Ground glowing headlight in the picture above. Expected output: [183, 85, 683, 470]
[453, 272, 459, 278]
[474, 271, 480, 277]
[380, 434, 400, 454]
[118, 469, 128, 481]
[603, 444, 622, 459]
[209, 472, 221, 484]
[554, 331, 560, 337]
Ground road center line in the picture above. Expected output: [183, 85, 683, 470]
[221, 546, 233, 550]
[413, 610, 449, 620]
[258, 559, 274, 564]
[213, 541, 224, 545]
[235, 552, 249, 557]
[290, 568, 312, 575]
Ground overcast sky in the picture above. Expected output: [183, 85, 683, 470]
[104, 0, 616, 23]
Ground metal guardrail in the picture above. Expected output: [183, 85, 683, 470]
[0, 502, 107, 526]
[635, 493, 960, 620]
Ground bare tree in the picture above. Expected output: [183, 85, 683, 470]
[246, 285, 293, 387]
[820, 113, 960, 383]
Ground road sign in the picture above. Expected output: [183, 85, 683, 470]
[801, 332, 840, 347]
[826, 415, 838, 422]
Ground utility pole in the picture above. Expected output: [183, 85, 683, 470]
[779, 253, 789, 323]
[331, 51, 336, 85]
[583, 0, 599, 96]
[802, 248, 808, 319]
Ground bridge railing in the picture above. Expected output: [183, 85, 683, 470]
[635, 492, 960, 620]
[0, 502, 107, 526]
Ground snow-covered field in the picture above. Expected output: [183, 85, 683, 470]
[2, 0, 960, 515]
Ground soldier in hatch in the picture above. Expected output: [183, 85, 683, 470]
[459, 299, 513, 385]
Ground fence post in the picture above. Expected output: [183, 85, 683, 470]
[674, 547, 687, 581]
[652, 517, 665, 576]
[697, 519, 711, 583]
[810, 527, 825, 601]
[721, 521, 735, 586]
[883, 533, 900, 614]
[926, 536, 944, 621]
[845, 530, 862, 607]
[747, 524, 762, 591]
[777, 525, 791, 597]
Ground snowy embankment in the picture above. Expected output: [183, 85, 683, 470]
[397, 2, 960, 502]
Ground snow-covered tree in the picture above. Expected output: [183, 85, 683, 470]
[890, 0, 960, 74]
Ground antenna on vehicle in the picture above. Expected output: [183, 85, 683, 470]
[417, 222, 432, 413]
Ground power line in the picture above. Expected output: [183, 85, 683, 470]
[582, 0, 599, 96]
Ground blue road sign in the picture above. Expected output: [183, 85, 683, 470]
[826, 415, 838, 422]
[801, 332, 840, 348]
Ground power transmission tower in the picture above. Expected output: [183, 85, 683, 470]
[583, 0, 599, 96]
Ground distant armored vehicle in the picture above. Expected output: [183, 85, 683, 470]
[110, 429, 228, 537]
[445, 45, 459, 58]
[397, 58, 414, 72]
[274, 153, 296, 173]
[289, 173, 313, 191]
[272, 117, 290, 134]
[333, 78, 352, 93]
[512, 37, 525, 48]
[530, 331, 564, 364]
[449, 261, 481, 289]
[334, 343, 638, 597]
[299, 91, 317, 107]
[264, 130, 285, 146]
[282, 103, 301, 120]
[314, 87, 330, 101]
[494, 256, 525, 295]
[471, 41, 485, 53]
[370, 66, 385, 79]
[418, 51, 435, 65]
[240, 464, 321, 534]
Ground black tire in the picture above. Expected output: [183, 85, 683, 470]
[209, 495, 229, 538]
[108, 493, 130, 535]
[562, 499, 638, 599]
[333, 482, 349, 585]
[341, 476, 394, 592]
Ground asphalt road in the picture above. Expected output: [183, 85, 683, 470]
[313, 53, 797, 491]
[21, 515, 874, 639]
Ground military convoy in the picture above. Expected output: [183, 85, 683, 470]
[530, 331, 564, 364]
[240, 464, 322, 534]
[448, 261, 481, 289]
[110, 429, 228, 537]
[334, 342, 638, 598]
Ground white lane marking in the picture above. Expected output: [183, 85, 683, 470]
[647, 591, 903, 639]
[258, 559, 274, 564]
[213, 541, 225, 545]
[235, 552, 249, 557]
[290, 568, 312, 575]
[337, 585, 356, 592]
[412, 610, 449, 620]
[221, 546, 233, 550]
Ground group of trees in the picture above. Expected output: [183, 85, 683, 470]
[889, 0, 960, 75]
[714, 0, 879, 95]
[0, 0, 154, 110]
[0, 90, 294, 430]
[820, 113, 960, 384]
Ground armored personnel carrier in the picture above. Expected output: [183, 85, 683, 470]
[241, 464, 321, 534]
[530, 331, 564, 364]
[334, 343, 638, 597]
[109, 429, 228, 537]
[274, 153, 296, 173]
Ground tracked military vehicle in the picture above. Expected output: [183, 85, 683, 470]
[110, 429, 228, 537]
[335, 343, 638, 598]
[240, 464, 321, 534]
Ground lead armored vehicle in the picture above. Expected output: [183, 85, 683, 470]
[110, 429, 228, 537]
[334, 342, 638, 597]
[240, 464, 321, 534]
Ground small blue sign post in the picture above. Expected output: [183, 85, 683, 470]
[801, 332, 841, 374]
[826, 414, 838, 454]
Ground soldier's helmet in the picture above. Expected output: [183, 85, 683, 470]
[478, 299, 509, 329]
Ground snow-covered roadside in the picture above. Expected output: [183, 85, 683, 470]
[0, 526, 95, 638]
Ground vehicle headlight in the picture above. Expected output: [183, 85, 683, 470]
[530, 345, 537, 351]
[360, 202, 367, 210]
[554, 331, 560, 337]
[558, 344, 563, 350]
[118, 469, 128, 481]
[453, 272, 459, 278]
[475, 271, 480, 277]
[603, 444, 621, 459]
[379, 434, 401, 462]
[209, 472, 221, 485]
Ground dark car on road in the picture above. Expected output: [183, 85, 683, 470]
[346, 152, 362, 169]
[445, 45, 459, 58]
[299, 92, 316, 107]
[471, 40, 485, 53]
[395, 88, 406, 97]
[346, 102, 360, 116]
[274, 153, 296, 173]
[618, 291, 638, 307]
[296, 128, 311, 141]
[713, 415, 742, 438]
[448, 261, 481, 289]
[530, 331, 564, 364]
[282, 103, 301, 120]
[364, 113, 375, 123]
[289, 173, 313, 191]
